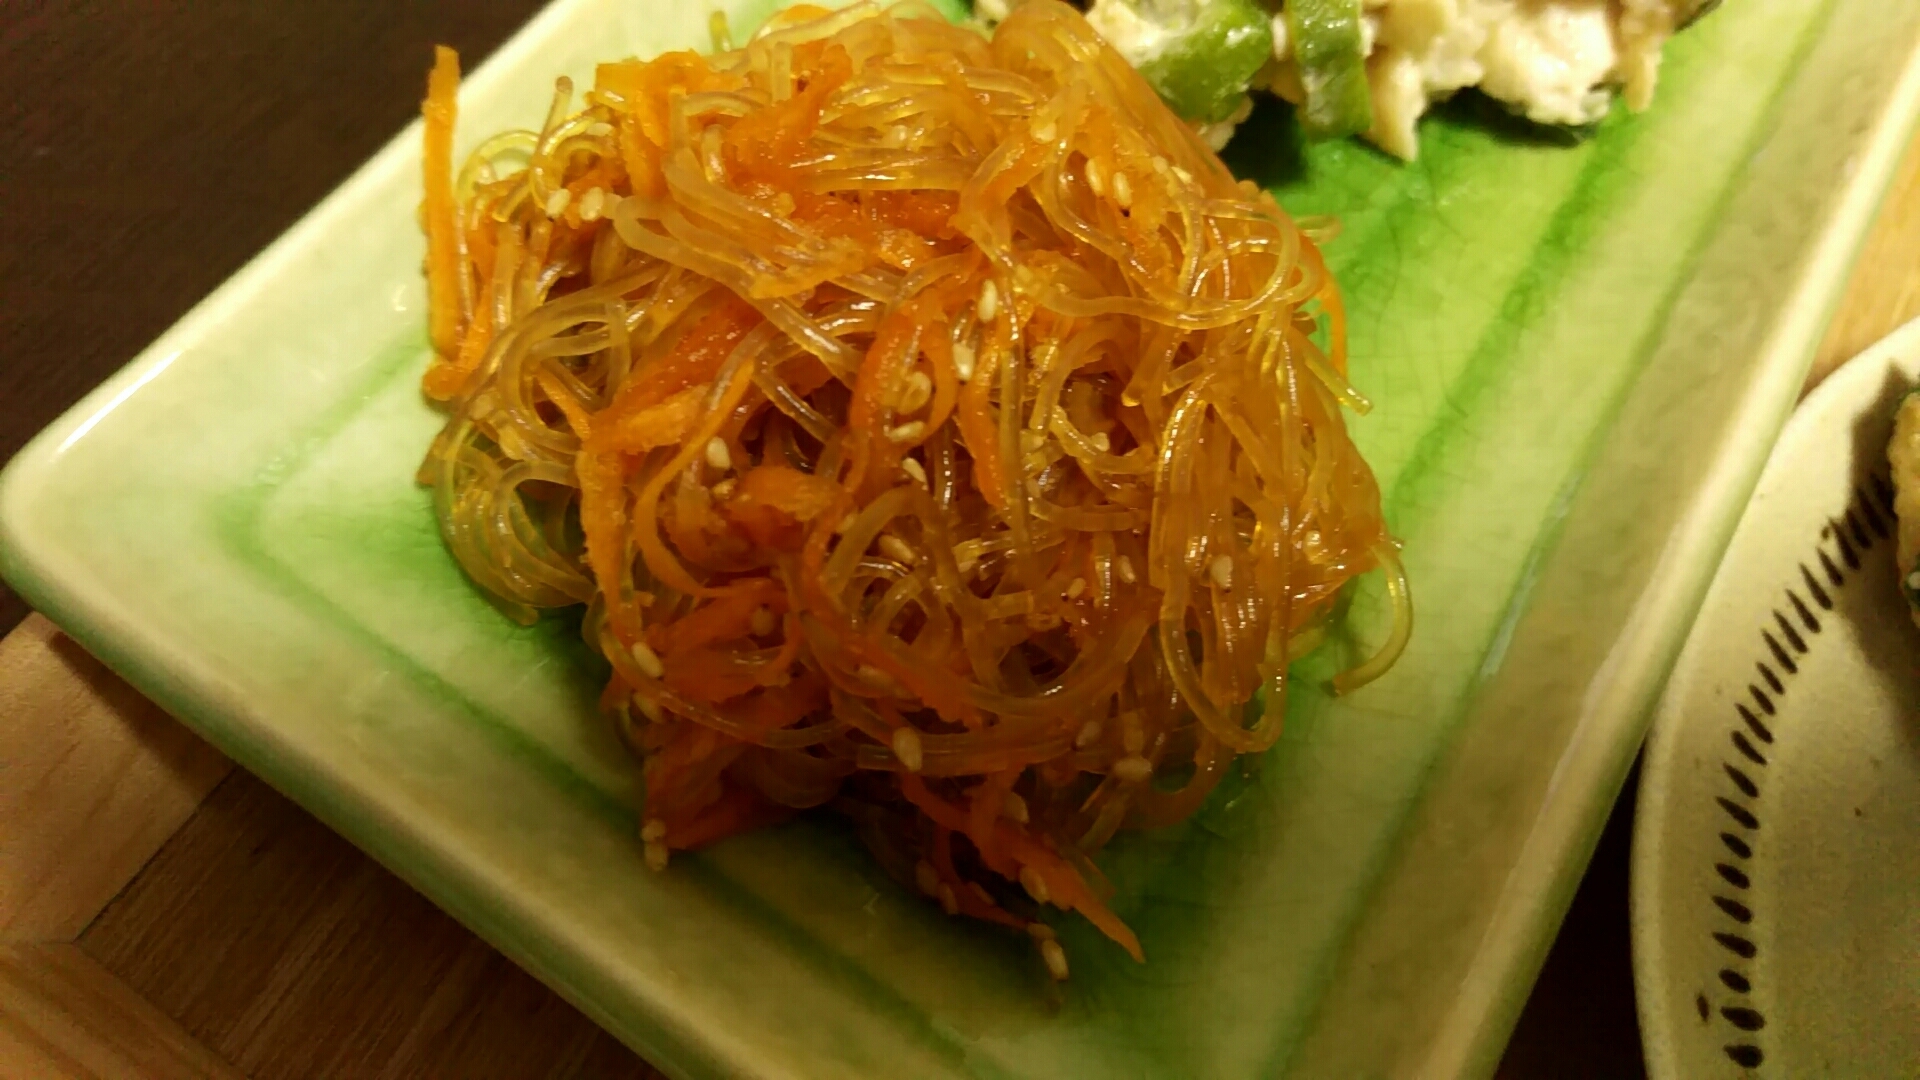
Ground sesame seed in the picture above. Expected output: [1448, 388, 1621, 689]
[630, 641, 665, 679]
[1026, 922, 1056, 941]
[915, 859, 940, 897]
[969, 882, 995, 906]
[1209, 555, 1233, 590]
[955, 551, 979, 575]
[1019, 866, 1051, 905]
[587, 121, 615, 137]
[892, 727, 924, 772]
[1020, 430, 1046, 453]
[952, 341, 977, 383]
[643, 839, 669, 871]
[878, 535, 919, 565]
[634, 694, 663, 723]
[1090, 431, 1111, 452]
[1172, 164, 1194, 185]
[640, 818, 667, 843]
[900, 370, 933, 413]
[704, 437, 731, 472]
[886, 420, 927, 444]
[1032, 117, 1056, 143]
[1909, 571, 1920, 590]
[937, 882, 959, 915]
[1041, 938, 1069, 980]
[711, 477, 737, 500]
[857, 663, 900, 692]
[1065, 577, 1086, 600]
[1116, 556, 1137, 584]
[900, 457, 927, 485]
[544, 188, 572, 217]
[578, 186, 606, 221]
[495, 425, 530, 461]
[1086, 157, 1107, 197]
[1074, 719, 1102, 748]
[1113, 755, 1153, 782]
[1113, 171, 1133, 209]
[749, 606, 776, 637]
[977, 281, 999, 323]
[1003, 790, 1029, 823]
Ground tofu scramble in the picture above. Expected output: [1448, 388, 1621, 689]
[979, 0, 1720, 156]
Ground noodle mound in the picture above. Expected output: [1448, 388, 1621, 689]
[417, 0, 1407, 974]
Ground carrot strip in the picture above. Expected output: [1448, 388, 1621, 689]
[536, 368, 595, 441]
[576, 447, 638, 642]
[668, 782, 793, 849]
[899, 774, 1141, 960]
[954, 319, 1008, 508]
[654, 579, 784, 656]
[422, 46, 462, 361]
[930, 827, 1026, 931]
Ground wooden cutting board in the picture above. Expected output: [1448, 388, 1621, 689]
[4, 122, 1917, 1080]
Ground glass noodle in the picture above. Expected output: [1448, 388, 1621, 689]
[416, 0, 1407, 977]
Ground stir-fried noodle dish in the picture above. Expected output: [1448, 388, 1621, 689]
[416, 0, 1408, 977]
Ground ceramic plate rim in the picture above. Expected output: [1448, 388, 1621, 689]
[1632, 314, 1920, 1080]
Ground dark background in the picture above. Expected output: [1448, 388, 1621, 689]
[0, 2, 1644, 1074]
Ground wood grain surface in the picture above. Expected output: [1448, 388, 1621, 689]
[2, 3, 1917, 1078]
[1812, 128, 1920, 389]
[0, 616, 232, 943]
[79, 774, 660, 1080]
[0, 0, 547, 638]
[0, 943, 246, 1080]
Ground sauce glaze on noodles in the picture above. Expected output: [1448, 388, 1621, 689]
[417, 0, 1409, 973]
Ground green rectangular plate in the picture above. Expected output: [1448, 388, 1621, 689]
[6, 1, 1920, 1076]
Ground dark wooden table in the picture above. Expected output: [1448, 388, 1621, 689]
[3, 3, 1914, 1077]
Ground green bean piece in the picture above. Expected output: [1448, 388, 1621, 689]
[1287, 0, 1373, 138]
[1134, 0, 1274, 124]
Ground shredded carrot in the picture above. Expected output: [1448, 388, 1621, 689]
[721, 464, 841, 550]
[597, 383, 709, 453]
[721, 41, 852, 183]
[848, 307, 921, 435]
[653, 579, 784, 656]
[594, 295, 762, 430]
[575, 449, 637, 642]
[898, 774, 1139, 958]
[954, 317, 1008, 508]
[536, 369, 594, 441]
[931, 827, 1027, 931]
[422, 46, 462, 364]
[668, 781, 794, 849]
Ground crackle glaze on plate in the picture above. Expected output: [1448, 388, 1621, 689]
[5, 2, 1920, 1077]
[1634, 316, 1920, 1080]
